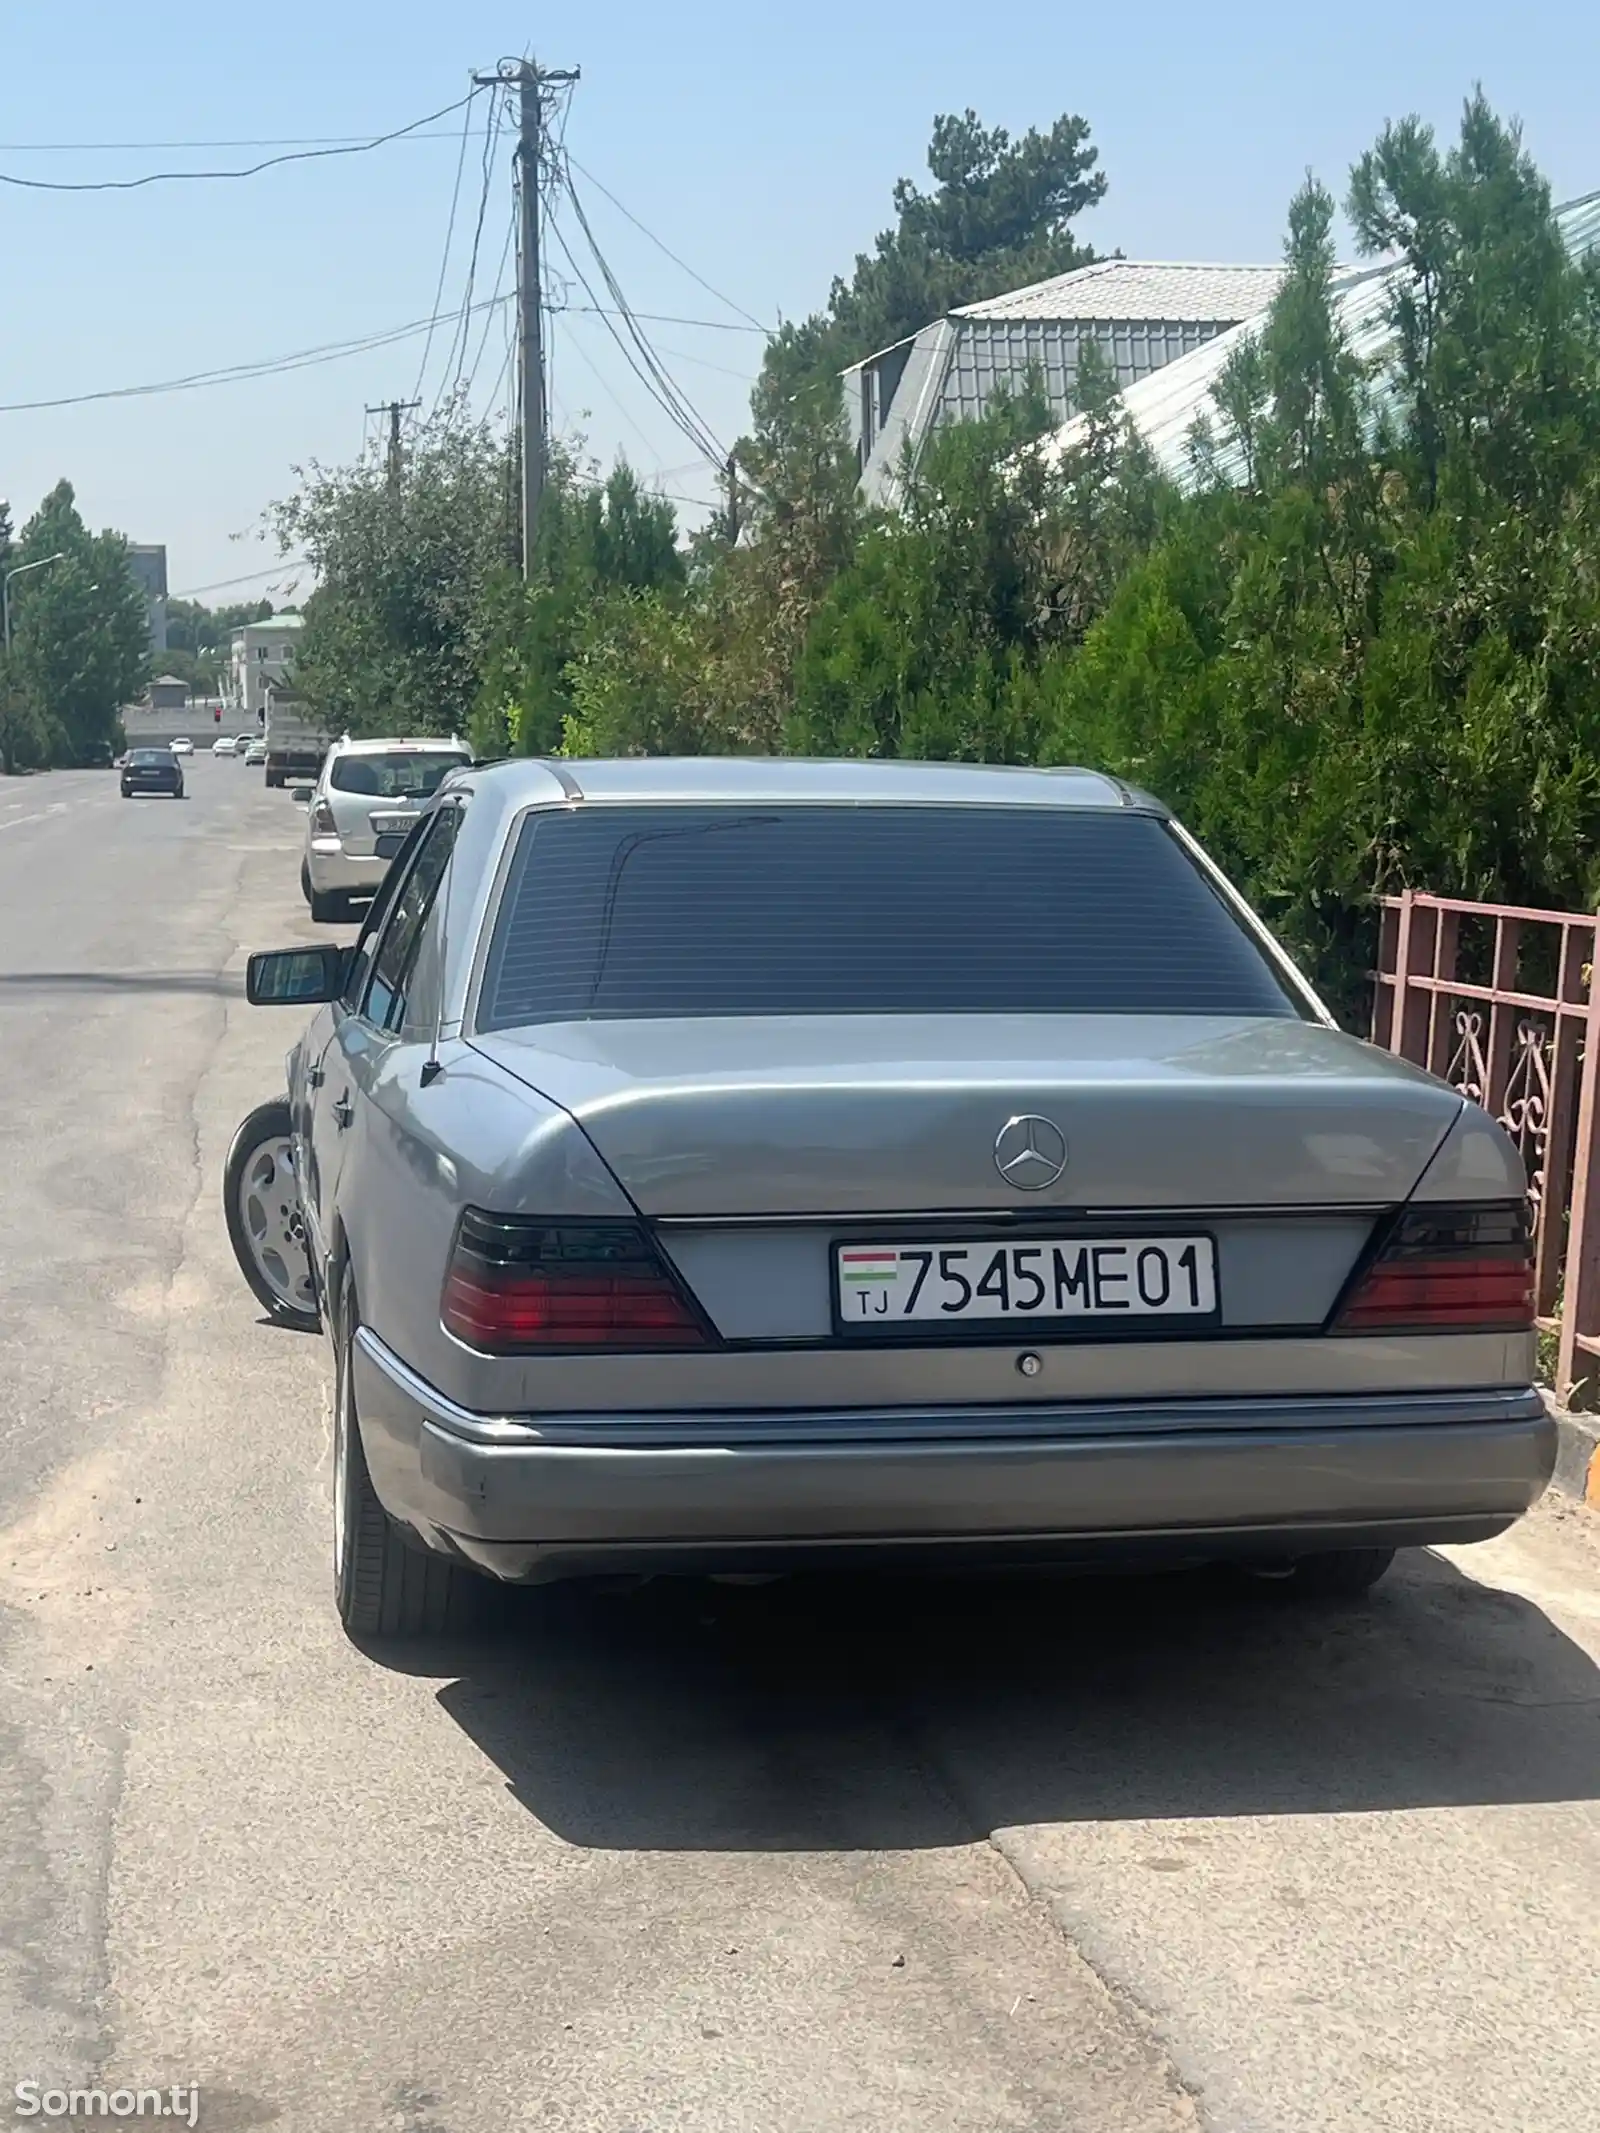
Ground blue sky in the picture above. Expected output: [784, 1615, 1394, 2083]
[1, 1, 1595, 597]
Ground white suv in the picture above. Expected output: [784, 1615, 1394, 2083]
[301, 734, 471, 923]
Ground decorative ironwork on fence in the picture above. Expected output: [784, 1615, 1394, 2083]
[1372, 889, 1600, 1400]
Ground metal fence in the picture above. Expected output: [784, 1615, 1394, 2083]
[1372, 889, 1600, 1400]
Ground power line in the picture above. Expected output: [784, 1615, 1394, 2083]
[564, 152, 769, 331]
[0, 88, 481, 193]
[169, 561, 311, 599]
[0, 295, 513, 414]
[559, 326, 670, 465]
[548, 216, 713, 465]
[552, 303, 766, 336]
[0, 132, 474, 151]
[430, 92, 505, 416]
[463, 208, 518, 407]
[555, 170, 727, 468]
[410, 92, 479, 401]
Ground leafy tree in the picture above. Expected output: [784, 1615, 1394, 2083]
[8, 481, 149, 765]
[1039, 96, 1600, 1019]
[483, 458, 685, 758]
[270, 418, 517, 740]
[752, 107, 1106, 467]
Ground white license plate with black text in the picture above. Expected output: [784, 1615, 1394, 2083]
[835, 1235, 1218, 1327]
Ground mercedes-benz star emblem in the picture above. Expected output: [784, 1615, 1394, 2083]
[993, 1114, 1068, 1191]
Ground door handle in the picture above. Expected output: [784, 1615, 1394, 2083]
[332, 1094, 353, 1130]
[306, 1062, 324, 1089]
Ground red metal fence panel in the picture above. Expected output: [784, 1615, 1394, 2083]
[1372, 889, 1600, 1402]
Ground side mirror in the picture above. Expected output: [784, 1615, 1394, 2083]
[290, 785, 314, 805]
[373, 831, 408, 861]
[246, 944, 350, 1007]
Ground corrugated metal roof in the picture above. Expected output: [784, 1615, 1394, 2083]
[1048, 191, 1600, 485]
[955, 259, 1283, 324]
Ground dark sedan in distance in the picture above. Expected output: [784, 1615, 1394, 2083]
[121, 746, 185, 799]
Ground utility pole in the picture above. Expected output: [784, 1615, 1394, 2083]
[724, 454, 741, 547]
[366, 400, 421, 497]
[474, 56, 579, 578]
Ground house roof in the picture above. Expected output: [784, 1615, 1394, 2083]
[952, 258, 1284, 326]
[1045, 189, 1600, 485]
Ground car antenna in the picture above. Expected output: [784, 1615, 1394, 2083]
[420, 798, 459, 1089]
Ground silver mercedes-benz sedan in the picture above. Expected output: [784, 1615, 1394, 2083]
[231, 757, 1554, 1636]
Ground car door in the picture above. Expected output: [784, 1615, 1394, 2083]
[300, 817, 433, 1284]
[318, 807, 461, 1275]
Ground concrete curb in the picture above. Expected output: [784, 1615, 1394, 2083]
[1545, 1393, 1600, 1507]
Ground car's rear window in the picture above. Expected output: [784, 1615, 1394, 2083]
[329, 750, 468, 799]
[128, 749, 173, 765]
[476, 804, 1301, 1028]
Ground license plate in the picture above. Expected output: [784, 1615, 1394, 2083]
[369, 811, 416, 836]
[834, 1234, 1218, 1329]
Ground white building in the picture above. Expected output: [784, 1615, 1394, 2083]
[227, 613, 304, 727]
[844, 260, 1284, 507]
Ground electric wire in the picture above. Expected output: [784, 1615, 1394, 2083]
[169, 561, 312, 598]
[0, 89, 481, 193]
[561, 169, 728, 461]
[554, 170, 726, 469]
[0, 296, 513, 414]
[410, 91, 479, 402]
[546, 215, 716, 467]
[430, 93, 504, 417]
[563, 151, 768, 331]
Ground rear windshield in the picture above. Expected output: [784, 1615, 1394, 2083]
[477, 804, 1301, 1028]
[128, 749, 173, 765]
[329, 750, 468, 799]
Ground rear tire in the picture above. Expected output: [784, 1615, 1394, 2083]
[333, 1269, 486, 1638]
[300, 860, 313, 906]
[1247, 1546, 1397, 1601]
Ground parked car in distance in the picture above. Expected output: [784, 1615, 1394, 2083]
[300, 734, 470, 923]
[231, 757, 1555, 1639]
[121, 746, 184, 799]
[244, 739, 268, 766]
[170, 737, 194, 756]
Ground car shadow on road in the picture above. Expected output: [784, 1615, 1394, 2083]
[372, 1549, 1600, 1850]
[0, 970, 237, 997]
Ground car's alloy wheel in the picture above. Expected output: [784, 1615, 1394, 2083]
[333, 1269, 485, 1639]
[221, 1099, 320, 1331]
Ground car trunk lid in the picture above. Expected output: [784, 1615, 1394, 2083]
[469, 1014, 1462, 1219]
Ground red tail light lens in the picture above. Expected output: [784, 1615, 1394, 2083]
[442, 1213, 710, 1353]
[1335, 1202, 1534, 1333]
[310, 797, 337, 836]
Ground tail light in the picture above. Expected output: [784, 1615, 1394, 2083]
[310, 797, 337, 837]
[442, 1212, 710, 1353]
[1334, 1202, 1534, 1333]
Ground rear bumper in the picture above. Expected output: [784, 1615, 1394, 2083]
[306, 842, 390, 894]
[352, 1329, 1557, 1584]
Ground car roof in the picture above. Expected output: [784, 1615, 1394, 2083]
[447, 755, 1162, 814]
[330, 735, 469, 755]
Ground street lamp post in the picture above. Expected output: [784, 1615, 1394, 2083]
[2, 551, 67, 656]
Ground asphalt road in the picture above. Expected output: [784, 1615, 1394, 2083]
[1, 756, 1597, 2133]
